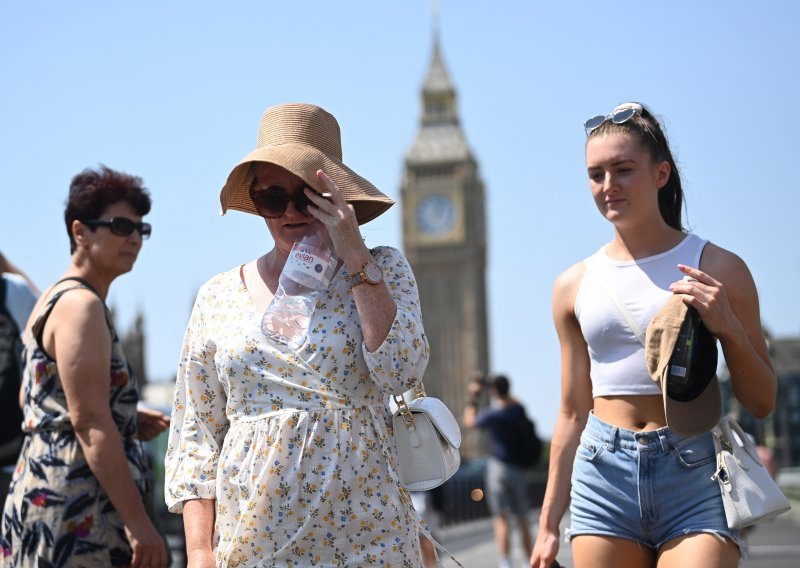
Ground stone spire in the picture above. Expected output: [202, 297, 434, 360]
[422, 34, 455, 100]
[406, 28, 472, 164]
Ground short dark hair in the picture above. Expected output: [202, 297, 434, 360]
[488, 374, 510, 396]
[64, 165, 151, 253]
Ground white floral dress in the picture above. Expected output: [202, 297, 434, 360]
[165, 246, 429, 568]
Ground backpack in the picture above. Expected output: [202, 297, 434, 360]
[517, 412, 542, 468]
[0, 277, 25, 467]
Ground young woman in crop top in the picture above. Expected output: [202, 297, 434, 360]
[529, 103, 776, 568]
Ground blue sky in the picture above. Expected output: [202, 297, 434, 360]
[2, 1, 798, 436]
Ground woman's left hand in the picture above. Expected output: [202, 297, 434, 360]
[669, 264, 744, 341]
[137, 407, 170, 441]
[305, 170, 370, 264]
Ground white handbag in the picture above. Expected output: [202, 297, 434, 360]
[391, 383, 461, 491]
[711, 416, 791, 529]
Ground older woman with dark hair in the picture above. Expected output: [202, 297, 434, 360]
[1, 166, 169, 567]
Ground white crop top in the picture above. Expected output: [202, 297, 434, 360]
[575, 234, 708, 398]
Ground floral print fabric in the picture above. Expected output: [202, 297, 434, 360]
[165, 246, 430, 567]
[1, 284, 147, 567]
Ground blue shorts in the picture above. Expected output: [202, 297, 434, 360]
[568, 413, 742, 550]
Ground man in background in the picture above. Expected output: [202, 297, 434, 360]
[463, 373, 539, 568]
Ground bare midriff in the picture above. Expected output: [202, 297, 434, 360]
[593, 395, 667, 431]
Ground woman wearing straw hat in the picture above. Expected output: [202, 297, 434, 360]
[165, 103, 431, 567]
[529, 103, 776, 568]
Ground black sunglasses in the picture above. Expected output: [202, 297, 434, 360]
[81, 217, 152, 239]
[250, 185, 324, 219]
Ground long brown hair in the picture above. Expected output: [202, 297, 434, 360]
[588, 103, 684, 231]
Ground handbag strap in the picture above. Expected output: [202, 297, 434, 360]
[392, 381, 428, 427]
[716, 416, 762, 465]
[584, 256, 646, 347]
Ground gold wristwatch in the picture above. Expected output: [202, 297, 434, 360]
[348, 261, 383, 287]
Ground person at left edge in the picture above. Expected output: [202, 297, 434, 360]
[165, 103, 430, 567]
[1, 166, 169, 567]
[0, 253, 38, 509]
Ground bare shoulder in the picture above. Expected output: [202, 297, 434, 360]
[553, 261, 588, 308]
[700, 242, 753, 287]
[47, 283, 107, 330]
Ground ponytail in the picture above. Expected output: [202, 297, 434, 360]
[589, 103, 685, 231]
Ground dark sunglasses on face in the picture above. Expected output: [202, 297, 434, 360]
[81, 217, 152, 239]
[584, 103, 643, 136]
[250, 185, 322, 218]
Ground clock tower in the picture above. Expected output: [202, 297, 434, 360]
[401, 35, 489, 459]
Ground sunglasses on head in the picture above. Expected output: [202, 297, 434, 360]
[81, 217, 152, 239]
[584, 103, 644, 135]
[250, 185, 323, 219]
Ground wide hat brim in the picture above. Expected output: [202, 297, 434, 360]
[219, 104, 394, 226]
[645, 294, 722, 436]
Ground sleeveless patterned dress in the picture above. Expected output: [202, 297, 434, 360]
[1, 280, 148, 567]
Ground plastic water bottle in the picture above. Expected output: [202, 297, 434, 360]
[261, 228, 338, 348]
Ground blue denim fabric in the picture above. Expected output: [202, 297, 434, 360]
[567, 412, 742, 550]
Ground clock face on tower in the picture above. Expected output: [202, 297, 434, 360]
[416, 194, 456, 236]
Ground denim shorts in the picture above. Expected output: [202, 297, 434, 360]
[567, 412, 742, 550]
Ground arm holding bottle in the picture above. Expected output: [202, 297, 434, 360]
[307, 170, 397, 352]
[306, 171, 429, 395]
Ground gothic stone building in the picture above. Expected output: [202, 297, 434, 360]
[401, 37, 489, 459]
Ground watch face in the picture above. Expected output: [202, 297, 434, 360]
[416, 194, 456, 236]
[364, 262, 383, 284]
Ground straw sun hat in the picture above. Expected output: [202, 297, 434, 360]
[219, 103, 394, 225]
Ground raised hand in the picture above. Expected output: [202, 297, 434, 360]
[304, 170, 370, 266]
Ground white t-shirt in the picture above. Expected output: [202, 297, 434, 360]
[574, 234, 708, 397]
[2, 273, 38, 332]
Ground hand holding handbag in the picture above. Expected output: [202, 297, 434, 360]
[711, 416, 791, 529]
[392, 383, 461, 491]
